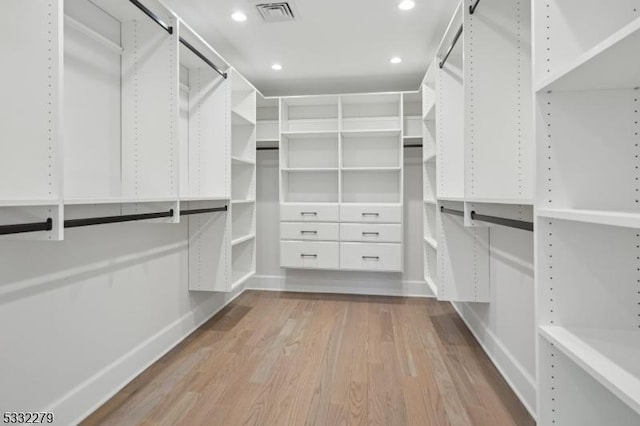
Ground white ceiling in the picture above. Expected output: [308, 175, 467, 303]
[161, 0, 458, 96]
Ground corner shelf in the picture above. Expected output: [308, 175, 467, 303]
[539, 326, 640, 416]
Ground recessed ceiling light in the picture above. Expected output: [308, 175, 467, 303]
[272, 63, 283, 71]
[398, 0, 415, 11]
[231, 11, 247, 22]
[390, 57, 402, 64]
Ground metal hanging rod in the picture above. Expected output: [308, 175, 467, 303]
[0, 218, 53, 236]
[64, 209, 174, 229]
[439, 24, 463, 69]
[440, 206, 464, 217]
[180, 206, 228, 216]
[129, 0, 173, 34]
[257, 145, 423, 151]
[179, 37, 228, 79]
[128, 0, 227, 78]
[469, 0, 481, 14]
[470, 211, 534, 232]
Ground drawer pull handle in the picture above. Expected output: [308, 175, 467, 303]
[362, 256, 380, 260]
[362, 232, 380, 236]
[300, 212, 318, 216]
[301, 230, 318, 235]
[301, 254, 318, 258]
[362, 212, 379, 217]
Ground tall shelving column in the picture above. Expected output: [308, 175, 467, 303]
[279, 96, 341, 270]
[178, 22, 231, 292]
[421, 64, 438, 296]
[435, 2, 490, 302]
[339, 93, 404, 272]
[534, 2, 640, 424]
[230, 69, 257, 289]
[1, 1, 64, 240]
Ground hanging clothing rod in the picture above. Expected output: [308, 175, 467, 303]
[440, 206, 464, 217]
[129, 0, 173, 34]
[470, 211, 534, 232]
[179, 38, 228, 79]
[257, 145, 423, 151]
[469, 0, 481, 14]
[0, 218, 53, 236]
[180, 206, 228, 216]
[64, 209, 174, 228]
[439, 24, 463, 69]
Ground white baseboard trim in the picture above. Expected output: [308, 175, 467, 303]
[452, 302, 537, 420]
[51, 286, 247, 426]
[247, 274, 434, 298]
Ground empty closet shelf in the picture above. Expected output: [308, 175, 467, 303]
[539, 326, 640, 416]
[340, 129, 401, 137]
[231, 271, 254, 289]
[64, 197, 177, 205]
[535, 17, 640, 92]
[424, 236, 438, 249]
[180, 196, 230, 202]
[232, 234, 255, 246]
[232, 156, 256, 166]
[232, 109, 256, 126]
[537, 208, 640, 229]
[232, 199, 256, 204]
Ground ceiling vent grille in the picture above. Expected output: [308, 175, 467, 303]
[255, 2, 296, 22]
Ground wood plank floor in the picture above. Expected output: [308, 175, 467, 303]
[83, 291, 534, 426]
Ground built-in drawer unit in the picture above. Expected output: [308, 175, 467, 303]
[280, 203, 339, 222]
[280, 222, 339, 241]
[340, 204, 402, 223]
[339, 242, 402, 272]
[339, 223, 402, 243]
[280, 241, 340, 269]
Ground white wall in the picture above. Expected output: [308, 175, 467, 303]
[252, 147, 431, 296]
[453, 227, 536, 416]
[0, 223, 245, 424]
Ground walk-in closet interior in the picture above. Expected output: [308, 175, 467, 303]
[1, 0, 638, 424]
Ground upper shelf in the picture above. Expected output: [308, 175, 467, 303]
[536, 17, 640, 92]
[232, 108, 256, 126]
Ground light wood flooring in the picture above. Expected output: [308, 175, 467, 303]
[83, 290, 534, 425]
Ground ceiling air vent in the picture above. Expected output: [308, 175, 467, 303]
[255, 2, 296, 23]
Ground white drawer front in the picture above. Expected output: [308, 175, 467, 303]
[280, 222, 339, 241]
[281, 241, 339, 269]
[281, 203, 339, 222]
[340, 223, 402, 243]
[340, 242, 403, 272]
[340, 204, 402, 223]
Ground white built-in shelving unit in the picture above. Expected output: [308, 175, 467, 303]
[278, 93, 404, 272]
[178, 22, 231, 292]
[534, 2, 640, 424]
[230, 70, 257, 289]
[256, 95, 279, 149]
[420, 65, 438, 297]
[1, 0, 245, 293]
[427, 0, 534, 303]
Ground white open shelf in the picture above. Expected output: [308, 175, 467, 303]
[342, 131, 401, 168]
[231, 156, 256, 166]
[281, 132, 338, 169]
[231, 234, 256, 246]
[540, 326, 640, 416]
[538, 208, 640, 229]
[281, 170, 339, 203]
[536, 15, 640, 92]
[342, 169, 401, 203]
[231, 236, 255, 287]
[341, 93, 401, 131]
[281, 96, 339, 133]
[231, 199, 255, 204]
